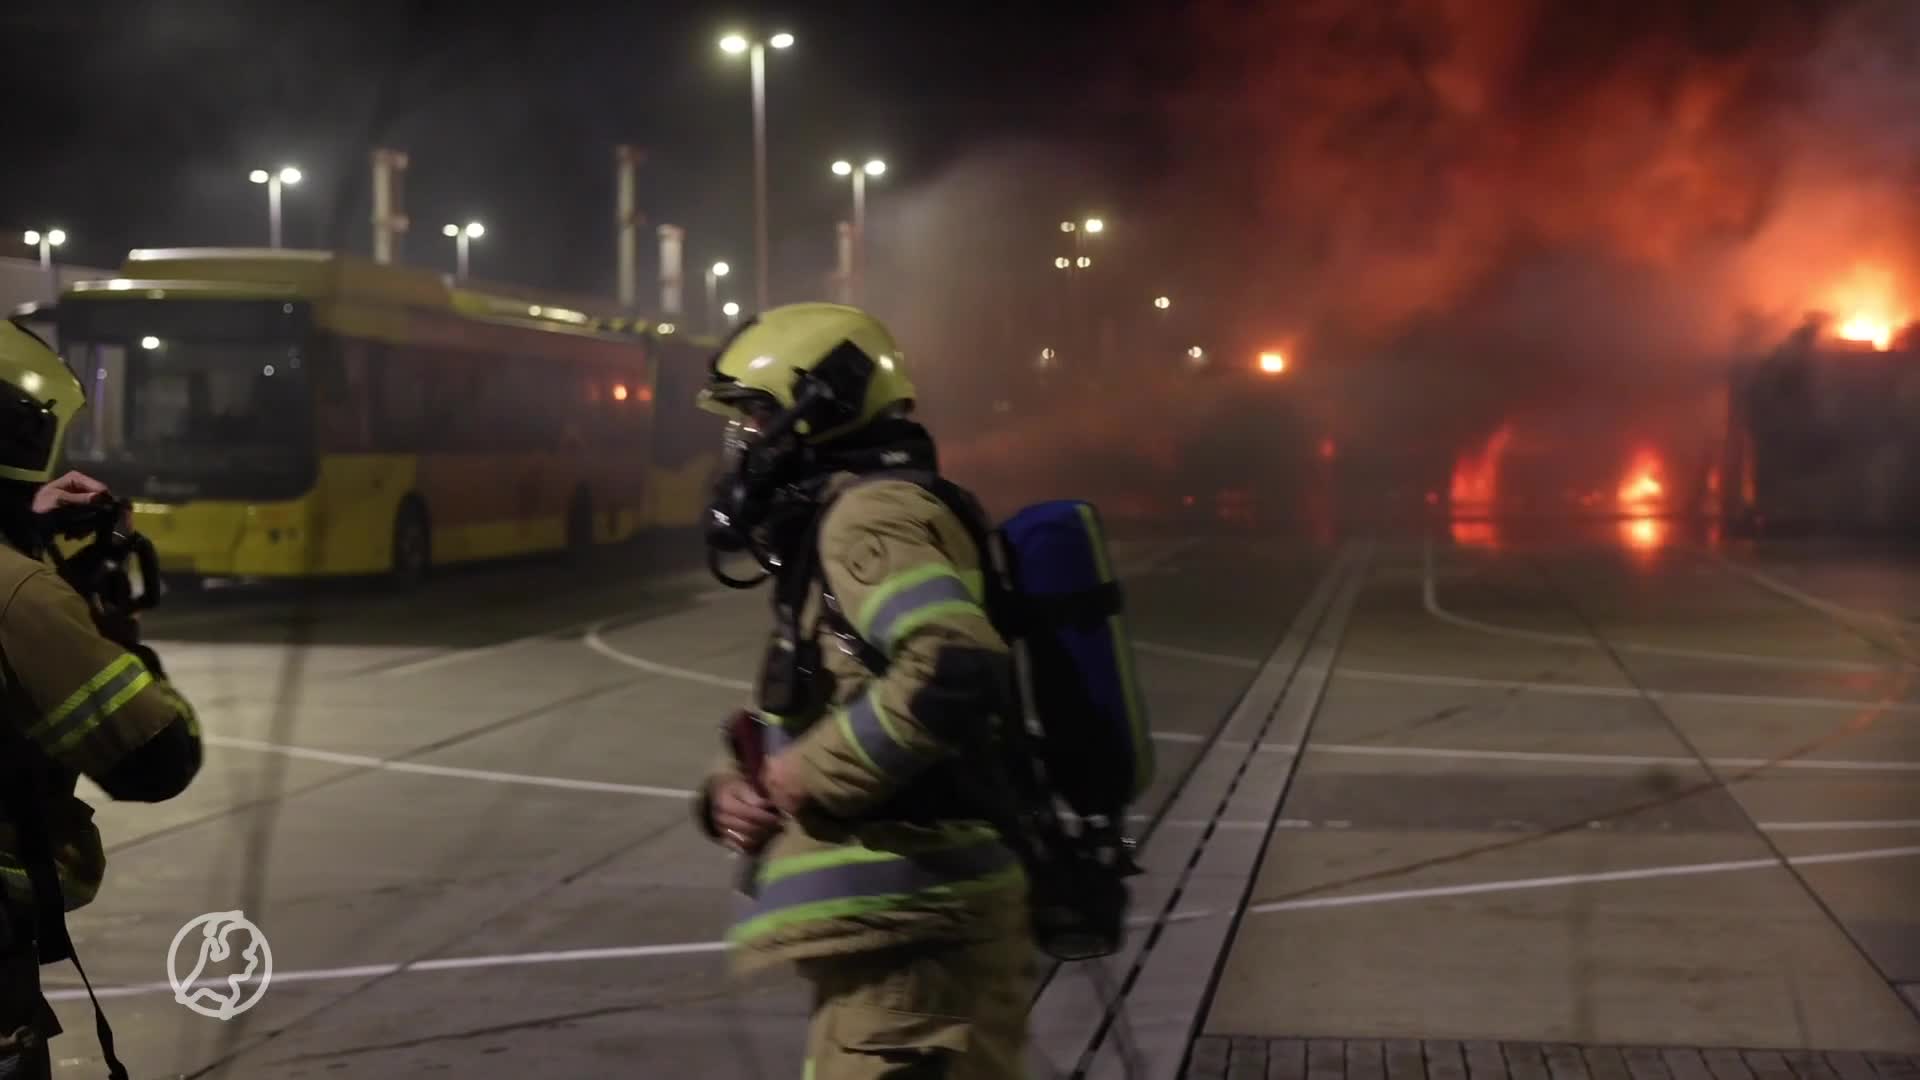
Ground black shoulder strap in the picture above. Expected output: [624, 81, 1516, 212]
[0, 732, 131, 1079]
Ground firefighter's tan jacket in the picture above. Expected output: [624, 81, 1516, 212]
[702, 475, 1028, 973]
[0, 545, 201, 912]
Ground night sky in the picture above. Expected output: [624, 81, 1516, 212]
[0, 0, 1177, 301]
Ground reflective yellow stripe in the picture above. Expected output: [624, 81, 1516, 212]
[28, 654, 154, 752]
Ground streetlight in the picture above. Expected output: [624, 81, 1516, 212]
[722, 300, 742, 324]
[442, 222, 484, 280]
[22, 229, 65, 300]
[1258, 350, 1288, 375]
[706, 261, 731, 332]
[831, 158, 887, 304]
[720, 29, 796, 310]
[1153, 295, 1171, 310]
[249, 166, 302, 248]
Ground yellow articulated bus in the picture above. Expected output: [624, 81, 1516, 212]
[51, 248, 722, 583]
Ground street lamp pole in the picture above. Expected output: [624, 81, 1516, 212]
[722, 31, 793, 311]
[22, 229, 65, 301]
[706, 261, 731, 334]
[443, 222, 484, 280]
[832, 158, 886, 305]
[250, 166, 303, 248]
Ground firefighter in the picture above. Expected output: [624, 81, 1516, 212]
[0, 319, 204, 1079]
[692, 303, 1033, 1079]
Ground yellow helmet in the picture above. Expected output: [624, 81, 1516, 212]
[0, 318, 83, 484]
[697, 302, 916, 442]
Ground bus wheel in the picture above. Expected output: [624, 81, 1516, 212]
[392, 500, 432, 585]
[566, 490, 595, 562]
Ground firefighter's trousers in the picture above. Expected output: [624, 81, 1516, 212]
[798, 929, 1033, 1080]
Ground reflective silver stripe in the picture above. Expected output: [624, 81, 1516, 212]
[841, 693, 920, 776]
[866, 573, 981, 654]
[764, 725, 795, 754]
[742, 839, 1017, 923]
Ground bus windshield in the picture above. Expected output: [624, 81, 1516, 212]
[58, 297, 316, 500]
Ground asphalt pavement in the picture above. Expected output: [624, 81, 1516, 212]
[33, 521, 1920, 1079]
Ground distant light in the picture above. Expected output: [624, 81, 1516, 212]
[1258, 351, 1287, 374]
[1075, 255, 1092, 269]
[140, 336, 161, 351]
[1154, 295, 1171, 310]
[613, 383, 630, 401]
[769, 32, 795, 49]
[657, 322, 676, 334]
[712, 261, 730, 277]
[1040, 347, 1057, 360]
[443, 224, 459, 237]
[832, 160, 853, 177]
[1084, 218, 1105, 234]
[722, 301, 741, 317]
[1059, 221, 1076, 233]
[1054, 257, 1070, 270]
[719, 34, 749, 54]
[529, 305, 544, 316]
[108, 279, 131, 291]
[863, 159, 887, 177]
[249, 170, 270, 184]
[22, 231, 38, 245]
[1187, 346, 1205, 359]
[46, 230, 64, 247]
[278, 166, 302, 185]
[464, 222, 485, 239]
[262, 364, 276, 377]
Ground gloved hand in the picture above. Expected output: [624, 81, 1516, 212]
[709, 776, 781, 854]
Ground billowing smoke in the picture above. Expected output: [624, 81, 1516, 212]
[1163, 0, 1920, 493]
[867, 0, 1920, 521]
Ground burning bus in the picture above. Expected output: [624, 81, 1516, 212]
[1720, 310, 1920, 538]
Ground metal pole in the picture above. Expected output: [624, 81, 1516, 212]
[269, 176, 283, 249]
[38, 240, 52, 303]
[851, 171, 866, 306]
[750, 42, 769, 310]
[705, 269, 718, 334]
[616, 145, 643, 311]
[456, 234, 469, 280]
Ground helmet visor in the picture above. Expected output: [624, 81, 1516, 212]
[0, 380, 57, 476]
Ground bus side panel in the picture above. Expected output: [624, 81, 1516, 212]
[311, 454, 418, 574]
[646, 338, 722, 529]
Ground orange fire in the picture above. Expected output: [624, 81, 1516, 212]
[1448, 423, 1512, 549]
[1825, 265, 1910, 352]
[1450, 423, 1512, 508]
[1617, 448, 1668, 554]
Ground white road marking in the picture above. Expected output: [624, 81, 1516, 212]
[580, 619, 755, 691]
[1757, 819, 1920, 832]
[56, 842, 1920, 1001]
[202, 736, 698, 798]
[1246, 843, 1920, 914]
[1712, 553, 1917, 633]
[1135, 640, 1262, 669]
[1421, 537, 1902, 674]
[1334, 666, 1920, 715]
[1136, 644, 1920, 715]
[1309, 741, 1920, 774]
[372, 615, 604, 678]
[44, 940, 730, 1002]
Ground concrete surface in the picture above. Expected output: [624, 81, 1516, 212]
[25, 523, 1920, 1078]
